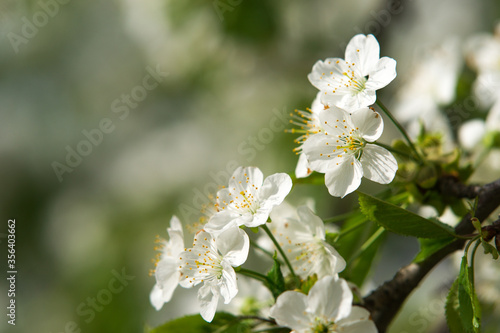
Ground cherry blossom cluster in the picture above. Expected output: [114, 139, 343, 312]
[148, 33, 399, 333]
[149, 165, 377, 332]
[294, 34, 398, 197]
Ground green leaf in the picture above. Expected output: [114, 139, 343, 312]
[446, 278, 466, 333]
[481, 240, 499, 260]
[457, 256, 481, 332]
[345, 227, 386, 287]
[358, 192, 456, 239]
[148, 312, 251, 333]
[414, 237, 455, 263]
[265, 253, 285, 299]
[332, 211, 371, 261]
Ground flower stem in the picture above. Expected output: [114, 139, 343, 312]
[237, 267, 269, 284]
[373, 141, 414, 160]
[348, 226, 385, 264]
[469, 239, 482, 285]
[323, 211, 355, 224]
[375, 99, 424, 164]
[260, 224, 300, 286]
[473, 146, 492, 170]
[335, 219, 370, 241]
[250, 239, 281, 263]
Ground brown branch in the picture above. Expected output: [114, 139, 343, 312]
[362, 177, 500, 333]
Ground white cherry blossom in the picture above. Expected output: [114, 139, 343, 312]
[301, 106, 397, 197]
[459, 99, 500, 150]
[308, 34, 396, 112]
[288, 92, 325, 178]
[270, 276, 377, 333]
[204, 166, 292, 234]
[466, 23, 500, 108]
[150, 216, 185, 310]
[270, 204, 346, 279]
[179, 226, 249, 322]
[393, 38, 461, 143]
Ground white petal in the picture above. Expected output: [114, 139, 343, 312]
[311, 91, 325, 114]
[360, 144, 398, 184]
[270, 291, 311, 330]
[167, 232, 185, 259]
[296, 206, 324, 239]
[365, 57, 397, 90]
[219, 260, 239, 303]
[458, 119, 486, 150]
[486, 99, 500, 131]
[319, 106, 351, 133]
[337, 306, 372, 323]
[216, 226, 249, 267]
[258, 173, 293, 209]
[350, 108, 384, 142]
[295, 153, 312, 178]
[308, 57, 345, 91]
[198, 284, 219, 322]
[306, 277, 353, 322]
[204, 211, 241, 235]
[336, 306, 377, 333]
[302, 134, 343, 173]
[150, 284, 166, 311]
[269, 200, 298, 222]
[338, 321, 378, 333]
[324, 157, 363, 198]
[324, 90, 375, 112]
[321, 243, 347, 276]
[229, 166, 264, 192]
[154, 257, 179, 297]
[345, 34, 380, 74]
[245, 209, 272, 228]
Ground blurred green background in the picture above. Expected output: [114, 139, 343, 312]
[1, 0, 499, 332]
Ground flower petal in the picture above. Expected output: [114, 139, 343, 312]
[360, 144, 398, 184]
[150, 284, 167, 311]
[321, 243, 347, 276]
[365, 56, 397, 90]
[154, 257, 179, 297]
[295, 153, 312, 178]
[216, 226, 249, 267]
[203, 210, 241, 235]
[198, 284, 219, 322]
[322, 89, 376, 112]
[258, 173, 293, 209]
[307, 57, 345, 91]
[301, 134, 343, 173]
[306, 277, 353, 322]
[345, 34, 380, 75]
[459, 119, 486, 150]
[324, 157, 363, 197]
[350, 108, 384, 142]
[229, 166, 264, 194]
[296, 205, 325, 239]
[219, 260, 239, 303]
[336, 306, 377, 333]
[270, 291, 311, 331]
